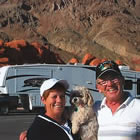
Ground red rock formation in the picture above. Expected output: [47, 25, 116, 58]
[68, 58, 79, 64]
[5, 47, 23, 65]
[131, 58, 140, 71]
[54, 53, 65, 64]
[135, 68, 140, 71]
[0, 40, 131, 70]
[44, 45, 49, 50]
[131, 58, 140, 65]
[116, 59, 123, 65]
[89, 58, 101, 66]
[0, 47, 5, 55]
[31, 42, 43, 57]
[0, 40, 4, 46]
[101, 58, 108, 63]
[82, 53, 95, 65]
[0, 57, 9, 64]
[0, 39, 65, 66]
[5, 40, 27, 48]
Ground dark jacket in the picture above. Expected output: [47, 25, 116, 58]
[27, 114, 80, 140]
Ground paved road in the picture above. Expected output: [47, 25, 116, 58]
[0, 113, 36, 140]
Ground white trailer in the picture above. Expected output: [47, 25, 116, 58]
[0, 64, 139, 114]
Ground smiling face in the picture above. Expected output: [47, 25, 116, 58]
[96, 72, 124, 102]
[41, 84, 66, 120]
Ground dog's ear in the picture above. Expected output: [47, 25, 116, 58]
[87, 92, 94, 107]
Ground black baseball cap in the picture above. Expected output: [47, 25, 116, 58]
[96, 61, 122, 79]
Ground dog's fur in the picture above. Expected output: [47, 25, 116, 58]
[65, 86, 98, 140]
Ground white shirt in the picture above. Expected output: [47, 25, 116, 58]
[94, 94, 140, 140]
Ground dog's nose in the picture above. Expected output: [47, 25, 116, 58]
[73, 98, 77, 103]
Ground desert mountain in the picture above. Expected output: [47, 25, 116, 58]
[0, 0, 140, 70]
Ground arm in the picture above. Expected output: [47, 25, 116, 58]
[19, 130, 27, 140]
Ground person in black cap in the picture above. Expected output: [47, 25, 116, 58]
[94, 60, 140, 140]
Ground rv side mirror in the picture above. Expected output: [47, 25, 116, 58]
[124, 80, 133, 90]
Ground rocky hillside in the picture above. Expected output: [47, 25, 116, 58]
[0, 0, 140, 70]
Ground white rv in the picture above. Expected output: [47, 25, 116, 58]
[0, 64, 139, 114]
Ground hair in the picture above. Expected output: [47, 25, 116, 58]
[42, 83, 66, 99]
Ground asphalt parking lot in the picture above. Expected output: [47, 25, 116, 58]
[0, 113, 36, 140]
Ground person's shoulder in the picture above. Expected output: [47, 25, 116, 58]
[129, 98, 140, 111]
[29, 115, 50, 128]
[27, 115, 51, 135]
[27, 116, 48, 140]
[127, 93, 140, 106]
[133, 98, 140, 105]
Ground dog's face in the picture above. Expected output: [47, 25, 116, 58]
[70, 86, 94, 107]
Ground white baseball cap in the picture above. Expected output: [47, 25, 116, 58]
[40, 78, 69, 96]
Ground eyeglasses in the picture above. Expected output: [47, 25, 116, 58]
[97, 78, 120, 86]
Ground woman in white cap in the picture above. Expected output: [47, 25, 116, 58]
[20, 78, 80, 140]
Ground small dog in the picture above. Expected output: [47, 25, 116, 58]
[67, 86, 98, 140]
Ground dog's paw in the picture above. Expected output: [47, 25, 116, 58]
[72, 125, 79, 134]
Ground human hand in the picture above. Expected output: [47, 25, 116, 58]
[19, 130, 27, 140]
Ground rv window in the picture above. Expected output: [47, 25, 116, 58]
[124, 80, 132, 90]
[137, 80, 140, 95]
